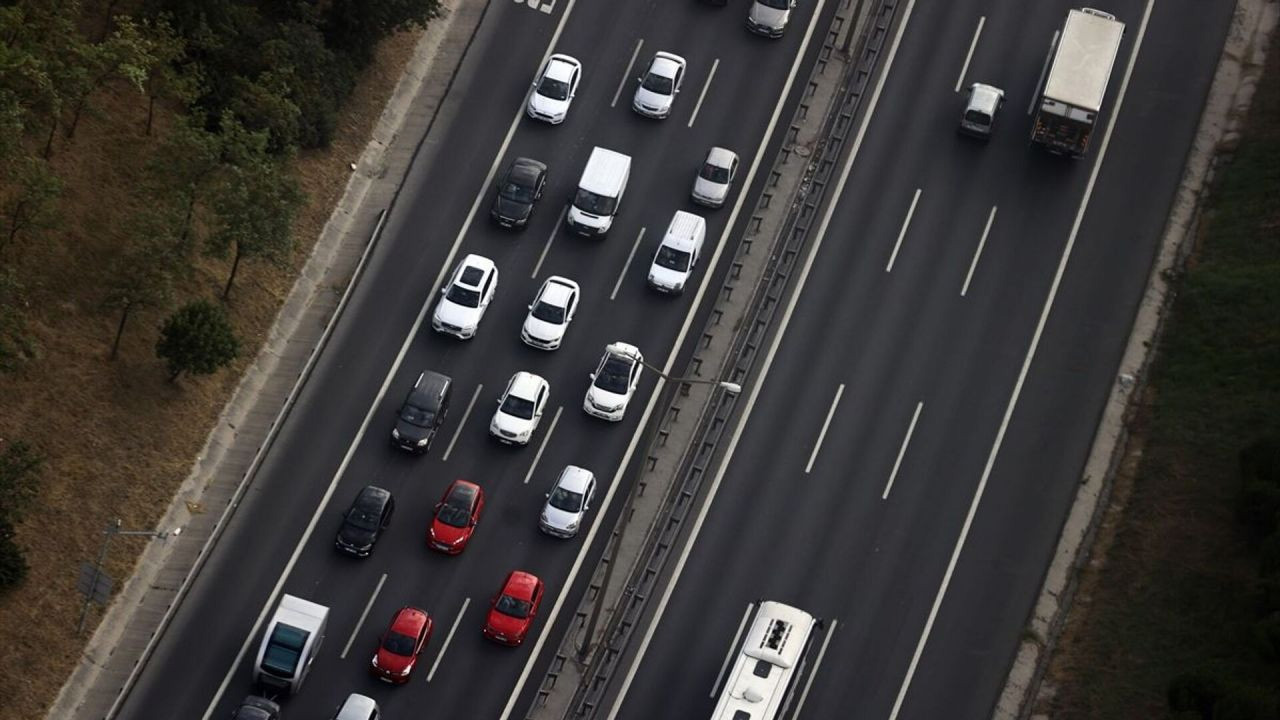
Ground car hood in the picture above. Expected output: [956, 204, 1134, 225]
[693, 176, 729, 202]
[430, 519, 470, 546]
[434, 298, 482, 327]
[492, 411, 536, 435]
[529, 92, 570, 118]
[587, 386, 628, 407]
[394, 419, 432, 442]
[494, 194, 533, 222]
[750, 2, 790, 26]
[338, 525, 376, 548]
[634, 87, 673, 111]
[541, 504, 581, 531]
[486, 609, 529, 637]
[649, 263, 690, 288]
[523, 316, 566, 343]
[374, 646, 412, 674]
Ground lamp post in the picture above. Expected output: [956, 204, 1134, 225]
[577, 365, 741, 662]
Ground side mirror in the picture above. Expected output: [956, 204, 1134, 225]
[545, 492, 551, 498]
[527, 304, 534, 310]
[589, 372, 596, 380]
[434, 502, 442, 512]
[439, 287, 447, 295]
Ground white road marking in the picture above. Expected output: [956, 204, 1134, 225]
[341, 573, 387, 659]
[711, 603, 755, 697]
[885, 188, 921, 272]
[532, 206, 567, 279]
[506, 0, 835, 715]
[1028, 29, 1060, 115]
[538, 0, 555, 13]
[612, 39, 644, 108]
[200, 0, 588, 711]
[954, 16, 985, 92]
[611, 227, 647, 300]
[961, 206, 997, 297]
[443, 384, 483, 462]
[606, 1, 910, 717]
[887, 3, 1153, 717]
[523, 406, 563, 484]
[804, 384, 845, 474]
[426, 597, 470, 683]
[792, 618, 838, 718]
[688, 58, 721, 128]
[882, 401, 923, 499]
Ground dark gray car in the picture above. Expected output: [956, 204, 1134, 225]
[391, 370, 451, 453]
[231, 696, 281, 720]
[491, 157, 547, 229]
[334, 485, 394, 558]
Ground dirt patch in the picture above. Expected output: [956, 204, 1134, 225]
[0, 29, 423, 720]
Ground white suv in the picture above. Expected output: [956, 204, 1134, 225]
[432, 254, 497, 339]
[583, 343, 643, 422]
[490, 371, 549, 445]
[539, 465, 597, 538]
[522, 276, 580, 350]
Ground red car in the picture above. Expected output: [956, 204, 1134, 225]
[483, 570, 544, 646]
[427, 479, 485, 554]
[370, 606, 433, 683]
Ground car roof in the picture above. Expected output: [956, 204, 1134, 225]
[661, 211, 705, 253]
[408, 370, 449, 405]
[508, 371, 547, 398]
[651, 52, 686, 76]
[503, 570, 540, 599]
[556, 465, 594, 493]
[706, 146, 737, 168]
[355, 485, 391, 510]
[457, 254, 495, 287]
[968, 84, 1003, 114]
[605, 341, 642, 361]
[540, 277, 577, 305]
[545, 54, 579, 81]
[445, 478, 480, 503]
[336, 694, 378, 719]
[390, 606, 428, 634]
[509, 157, 546, 184]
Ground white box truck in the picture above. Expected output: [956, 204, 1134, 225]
[1031, 8, 1125, 158]
[253, 594, 328, 695]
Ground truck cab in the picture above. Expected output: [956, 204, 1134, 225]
[958, 83, 1005, 139]
[253, 594, 329, 695]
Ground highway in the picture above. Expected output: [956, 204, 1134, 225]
[607, 1, 1234, 719]
[114, 0, 840, 718]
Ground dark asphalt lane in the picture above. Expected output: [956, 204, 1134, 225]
[116, 0, 838, 718]
[612, 1, 1232, 719]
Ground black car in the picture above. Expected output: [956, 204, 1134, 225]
[335, 485, 395, 558]
[491, 157, 547, 229]
[231, 696, 281, 720]
[391, 370, 452, 453]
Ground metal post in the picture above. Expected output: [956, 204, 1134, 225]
[78, 519, 121, 634]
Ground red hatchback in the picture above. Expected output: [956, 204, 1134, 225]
[428, 479, 485, 554]
[483, 570, 544, 646]
[370, 606, 433, 683]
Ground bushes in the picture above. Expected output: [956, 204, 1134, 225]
[0, 439, 43, 593]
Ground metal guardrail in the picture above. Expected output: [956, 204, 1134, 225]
[537, 1, 904, 717]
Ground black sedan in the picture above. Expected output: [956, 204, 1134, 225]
[491, 157, 547, 229]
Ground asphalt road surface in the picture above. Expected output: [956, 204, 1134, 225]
[115, 0, 840, 718]
[607, 1, 1234, 719]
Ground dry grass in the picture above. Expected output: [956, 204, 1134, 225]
[0, 28, 424, 719]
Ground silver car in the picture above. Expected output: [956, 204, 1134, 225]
[691, 146, 739, 208]
[539, 466, 596, 538]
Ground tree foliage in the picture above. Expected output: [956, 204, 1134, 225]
[0, 439, 43, 593]
[0, 268, 38, 371]
[103, 203, 185, 359]
[206, 149, 303, 299]
[0, 156, 62, 258]
[155, 298, 239, 380]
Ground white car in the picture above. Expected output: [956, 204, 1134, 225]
[432, 254, 497, 339]
[647, 211, 705, 295]
[632, 51, 686, 119]
[490, 371, 549, 445]
[583, 342, 643, 422]
[691, 146, 739, 208]
[521, 276, 580, 350]
[527, 53, 581, 124]
[539, 466, 597, 539]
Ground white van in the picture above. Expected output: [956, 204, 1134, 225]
[253, 594, 329, 695]
[567, 147, 632, 237]
[647, 211, 706, 294]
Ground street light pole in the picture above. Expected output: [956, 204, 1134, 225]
[577, 366, 741, 663]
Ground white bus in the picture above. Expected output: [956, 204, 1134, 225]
[710, 601, 819, 720]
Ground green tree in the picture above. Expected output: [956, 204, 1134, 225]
[206, 154, 302, 299]
[155, 298, 239, 381]
[103, 207, 182, 359]
[65, 15, 161, 140]
[324, 0, 441, 59]
[147, 116, 222, 250]
[138, 14, 197, 136]
[0, 268, 38, 371]
[0, 439, 43, 592]
[0, 155, 62, 258]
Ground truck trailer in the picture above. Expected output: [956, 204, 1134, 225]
[1031, 8, 1125, 157]
[253, 594, 329, 696]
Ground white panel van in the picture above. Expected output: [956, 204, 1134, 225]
[567, 147, 632, 237]
[647, 210, 706, 294]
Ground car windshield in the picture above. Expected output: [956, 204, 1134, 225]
[500, 178, 536, 203]
[437, 498, 471, 528]
[346, 508, 380, 532]
[538, 75, 570, 101]
[382, 630, 416, 656]
[641, 71, 674, 95]
[501, 392, 536, 420]
[399, 403, 434, 428]
[531, 299, 566, 324]
[654, 246, 692, 271]
[573, 189, 616, 216]
[548, 486, 584, 512]
[759, 0, 790, 9]
[496, 594, 532, 618]
[446, 284, 481, 308]
[700, 162, 731, 183]
[595, 356, 633, 394]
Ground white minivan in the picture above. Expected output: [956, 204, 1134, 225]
[567, 147, 632, 237]
[647, 211, 706, 294]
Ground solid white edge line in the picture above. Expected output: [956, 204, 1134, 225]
[960, 205, 997, 297]
[611, 226, 647, 300]
[612, 39, 645, 108]
[882, 401, 923, 499]
[341, 573, 387, 660]
[200, 0, 587, 712]
[606, 1, 910, 718]
[688, 58, 721, 128]
[1028, 29, 1060, 115]
[792, 618, 838, 719]
[426, 596, 471, 683]
[804, 383, 846, 474]
[954, 16, 985, 93]
[885, 187, 921, 272]
[710, 603, 756, 697]
[523, 406, 564, 484]
[886, 2, 1154, 717]
[443, 383, 483, 462]
[532, 206, 568, 279]
[502, 0, 839, 715]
